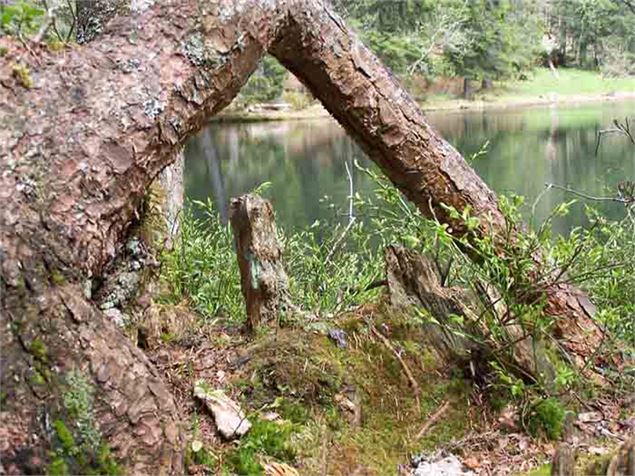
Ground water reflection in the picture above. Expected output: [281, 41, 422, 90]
[184, 101, 635, 235]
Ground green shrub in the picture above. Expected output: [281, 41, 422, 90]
[1, 1, 44, 37]
[227, 419, 296, 474]
[527, 397, 566, 440]
[238, 55, 287, 104]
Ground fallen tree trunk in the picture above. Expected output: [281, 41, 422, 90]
[267, 5, 602, 367]
[0, 0, 602, 472]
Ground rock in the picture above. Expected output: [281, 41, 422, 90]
[328, 328, 348, 349]
[578, 412, 602, 423]
[193, 381, 251, 440]
[411, 452, 474, 476]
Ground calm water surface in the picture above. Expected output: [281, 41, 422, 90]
[184, 101, 635, 235]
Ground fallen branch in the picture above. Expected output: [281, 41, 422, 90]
[544, 182, 632, 204]
[416, 400, 450, 440]
[369, 323, 421, 415]
[595, 117, 634, 156]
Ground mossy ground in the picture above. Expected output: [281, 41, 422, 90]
[148, 297, 633, 475]
[153, 303, 477, 475]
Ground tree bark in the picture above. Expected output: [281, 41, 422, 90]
[0, 0, 603, 472]
[229, 194, 292, 332]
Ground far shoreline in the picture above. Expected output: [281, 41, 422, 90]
[211, 91, 635, 123]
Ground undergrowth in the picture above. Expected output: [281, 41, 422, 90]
[160, 162, 634, 420]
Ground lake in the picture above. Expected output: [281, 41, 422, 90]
[184, 100, 635, 236]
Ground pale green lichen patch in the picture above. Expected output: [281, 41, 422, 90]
[182, 33, 227, 68]
[47, 370, 122, 475]
[11, 62, 33, 88]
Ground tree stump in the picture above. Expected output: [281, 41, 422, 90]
[384, 245, 554, 383]
[229, 194, 292, 332]
[551, 443, 576, 476]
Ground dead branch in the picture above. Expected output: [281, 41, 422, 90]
[544, 182, 633, 204]
[369, 323, 422, 415]
[596, 118, 634, 155]
[416, 400, 450, 440]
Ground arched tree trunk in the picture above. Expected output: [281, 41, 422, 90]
[0, 0, 602, 473]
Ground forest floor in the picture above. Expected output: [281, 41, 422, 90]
[142, 301, 635, 475]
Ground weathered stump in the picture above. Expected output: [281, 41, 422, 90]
[384, 245, 554, 383]
[229, 194, 293, 332]
[551, 443, 576, 476]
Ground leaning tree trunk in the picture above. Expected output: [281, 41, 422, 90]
[0, 0, 602, 473]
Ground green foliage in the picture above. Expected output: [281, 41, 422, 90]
[443, 0, 542, 81]
[238, 55, 287, 104]
[549, 0, 635, 72]
[159, 198, 243, 321]
[47, 456, 69, 476]
[527, 397, 566, 440]
[227, 419, 296, 474]
[159, 195, 384, 322]
[1, 1, 44, 37]
[559, 206, 635, 342]
[337, 0, 543, 81]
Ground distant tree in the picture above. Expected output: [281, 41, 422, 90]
[443, 0, 542, 98]
[547, 0, 635, 72]
[239, 55, 288, 104]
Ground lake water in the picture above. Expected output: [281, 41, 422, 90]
[184, 101, 634, 236]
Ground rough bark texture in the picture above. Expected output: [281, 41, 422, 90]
[1, 1, 286, 473]
[385, 245, 476, 364]
[267, 2, 601, 366]
[229, 194, 292, 332]
[0, 0, 602, 472]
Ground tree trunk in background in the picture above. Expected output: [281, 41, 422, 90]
[463, 77, 474, 99]
[0, 0, 603, 472]
[158, 151, 185, 251]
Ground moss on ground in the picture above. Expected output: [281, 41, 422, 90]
[219, 306, 472, 474]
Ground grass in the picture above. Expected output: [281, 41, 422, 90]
[505, 68, 635, 97]
[423, 67, 635, 110]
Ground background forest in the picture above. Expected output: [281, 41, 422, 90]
[237, 0, 635, 103]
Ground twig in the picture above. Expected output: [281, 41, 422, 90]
[369, 324, 421, 415]
[545, 182, 630, 204]
[324, 217, 356, 266]
[596, 118, 634, 155]
[33, 15, 53, 43]
[35, 0, 62, 43]
[344, 159, 354, 225]
[531, 183, 552, 218]
[416, 400, 450, 440]
[65, 0, 77, 42]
